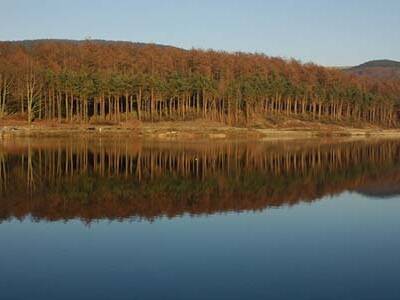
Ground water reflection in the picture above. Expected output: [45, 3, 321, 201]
[1, 137, 400, 222]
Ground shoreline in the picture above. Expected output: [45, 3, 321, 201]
[2, 121, 400, 141]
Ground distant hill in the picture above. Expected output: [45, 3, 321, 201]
[356, 177, 400, 199]
[346, 59, 400, 80]
[1, 38, 178, 50]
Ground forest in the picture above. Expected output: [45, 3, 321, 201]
[0, 39, 400, 127]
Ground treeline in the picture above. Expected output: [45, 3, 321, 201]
[0, 39, 399, 126]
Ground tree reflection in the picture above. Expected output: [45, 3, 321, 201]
[0, 138, 399, 222]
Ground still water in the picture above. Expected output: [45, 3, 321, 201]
[0, 137, 400, 300]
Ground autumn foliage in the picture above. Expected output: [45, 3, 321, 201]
[0, 40, 399, 126]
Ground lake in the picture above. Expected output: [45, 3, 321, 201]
[0, 137, 400, 300]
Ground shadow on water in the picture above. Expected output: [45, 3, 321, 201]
[1, 137, 400, 222]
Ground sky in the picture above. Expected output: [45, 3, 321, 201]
[1, 0, 399, 66]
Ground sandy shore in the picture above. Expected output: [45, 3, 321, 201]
[2, 120, 400, 141]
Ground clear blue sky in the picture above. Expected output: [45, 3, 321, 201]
[1, 0, 399, 66]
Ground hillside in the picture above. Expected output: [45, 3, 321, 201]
[346, 59, 400, 79]
[2, 38, 177, 50]
[0, 39, 400, 129]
